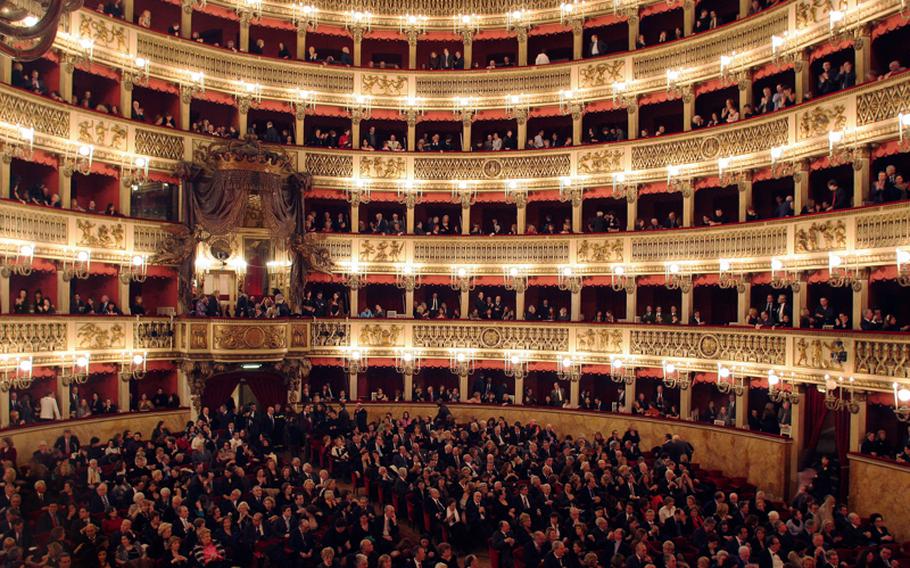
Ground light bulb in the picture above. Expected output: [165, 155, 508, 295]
[19, 359, 32, 373]
[771, 258, 784, 271]
[76, 356, 89, 368]
[19, 244, 34, 257]
[76, 250, 90, 262]
[719, 259, 731, 272]
[132, 255, 144, 266]
[768, 373, 780, 386]
[665, 363, 676, 374]
[614, 265, 625, 276]
[899, 388, 910, 403]
[132, 354, 145, 366]
[22, 15, 38, 26]
[718, 366, 731, 379]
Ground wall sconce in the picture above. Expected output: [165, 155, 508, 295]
[558, 90, 582, 116]
[294, 90, 317, 119]
[400, 13, 428, 35]
[9, 124, 35, 160]
[892, 381, 910, 422]
[450, 265, 475, 292]
[504, 351, 528, 381]
[235, 0, 262, 20]
[186, 70, 205, 98]
[558, 176, 583, 206]
[451, 180, 476, 208]
[559, 0, 583, 24]
[609, 355, 634, 384]
[449, 349, 475, 377]
[899, 113, 910, 144]
[396, 179, 423, 209]
[395, 348, 421, 375]
[236, 81, 262, 112]
[399, 96, 424, 125]
[828, 252, 861, 291]
[227, 257, 247, 274]
[120, 254, 148, 284]
[828, 130, 844, 156]
[1, 243, 34, 277]
[666, 164, 683, 188]
[60, 352, 90, 386]
[506, 8, 529, 33]
[395, 263, 421, 291]
[716, 364, 744, 396]
[665, 69, 680, 91]
[347, 9, 372, 32]
[0, 355, 34, 391]
[78, 36, 94, 62]
[557, 265, 582, 293]
[718, 259, 745, 292]
[70, 143, 94, 176]
[294, 3, 318, 30]
[342, 260, 364, 290]
[611, 264, 633, 292]
[823, 375, 859, 413]
[453, 96, 476, 122]
[897, 248, 910, 287]
[347, 177, 371, 206]
[348, 94, 372, 121]
[120, 351, 147, 382]
[770, 257, 800, 291]
[770, 145, 784, 165]
[62, 248, 91, 281]
[768, 371, 799, 405]
[829, 9, 845, 35]
[506, 93, 529, 121]
[611, 81, 627, 104]
[664, 262, 692, 292]
[770, 34, 786, 60]
[662, 361, 690, 390]
[557, 354, 582, 382]
[123, 155, 149, 190]
[454, 13, 479, 34]
[344, 348, 369, 374]
[503, 265, 528, 292]
[127, 55, 150, 88]
[505, 179, 528, 207]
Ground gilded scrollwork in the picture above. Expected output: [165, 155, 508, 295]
[361, 74, 408, 96]
[213, 325, 287, 350]
[359, 324, 403, 347]
[577, 239, 624, 263]
[79, 13, 128, 51]
[76, 219, 125, 249]
[413, 324, 569, 351]
[796, 0, 845, 27]
[359, 240, 404, 263]
[854, 340, 910, 379]
[579, 60, 625, 88]
[794, 220, 846, 253]
[76, 323, 125, 350]
[311, 322, 351, 347]
[797, 104, 847, 140]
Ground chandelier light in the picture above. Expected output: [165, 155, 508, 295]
[294, 3, 319, 29]
[504, 179, 528, 207]
[342, 260, 364, 290]
[716, 364, 744, 396]
[62, 248, 91, 281]
[396, 179, 423, 208]
[823, 375, 859, 413]
[827, 252, 861, 290]
[121, 254, 148, 284]
[454, 13, 478, 34]
[611, 264, 632, 292]
[664, 262, 692, 292]
[557, 265, 582, 293]
[770, 257, 800, 291]
[450, 265, 475, 292]
[120, 351, 147, 382]
[395, 263, 421, 291]
[503, 265, 528, 292]
[60, 352, 90, 386]
[557, 354, 582, 382]
[395, 349, 421, 375]
[1, 243, 35, 277]
[449, 349, 475, 377]
[558, 176, 583, 206]
[768, 371, 799, 405]
[345, 348, 369, 374]
[718, 259, 745, 292]
[897, 249, 910, 287]
[609, 355, 634, 384]
[892, 382, 910, 422]
[899, 113, 910, 143]
[504, 351, 528, 380]
[451, 179, 476, 208]
[347, 177, 371, 206]
[662, 361, 690, 390]
[0, 355, 34, 391]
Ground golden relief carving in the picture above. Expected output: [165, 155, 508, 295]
[290, 324, 309, 348]
[79, 13, 128, 51]
[190, 324, 208, 349]
[76, 323, 125, 350]
[214, 325, 287, 350]
[359, 324, 403, 347]
[794, 220, 846, 253]
[854, 341, 910, 379]
[796, 0, 845, 27]
[135, 128, 185, 161]
[359, 240, 404, 263]
[629, 329, 786, 365]
[579, 60, 625, 88]
[576, 328, 623, 353]
[795, 337, 845, 370]
[577, 239, 624, 263]
[311, 322, 351, 347]
[306, 152, 353, 178]
[359, 156, 406, 179]
[361, 74, 408, 96]
[0, 92, 69, 138]
[856, 79, 910, 126]
[76, 219, 125, 248]
[77, 119, 128, 150]
[576, 149, 623, 175]
[413, 323, 569, 351]
[798, 104, 847, 140]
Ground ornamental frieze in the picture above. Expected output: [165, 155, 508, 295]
[796, 0, 846, 27]
[361, 74, 408, 96]
[630, 329, 786, 365]
[855, 209, 910, 249]
[0, 203, 68, 244]
[306, 152, 353, 178]
[576, 149, 623, 175]
[797, 104, 847, 140]
[135, 128, 185, 162]
[795, 337, 846, 370]
[854, 340, 910, 379]
[311, 322, 351, 347]
[413, 239, 570, 264]
[0, 92, 69, 138]
[79, 13, 127, 51]
[412, 324, 569, 351]
[359, 156, 406, 179]
[856, 78, 910, 125]
[76, 323, 125, 350]
[579, 60, 625, 89]
[631, 225, 788, 262]
[77, 118, 128, 151]
[76, 219, 125, 249]
[359, 324, 403, 347]
[576, 329, 623, 353]
[0, 321, 66, 353]
[794, 219, 846, 253]
[190, 324, 208, 349]
[213, 324, 287, 350]
[576, 239, 624, 263]
[413, 154, 571, 180]
[359, 240, 404, 263]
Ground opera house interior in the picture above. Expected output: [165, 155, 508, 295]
[0, 0, 909, 564]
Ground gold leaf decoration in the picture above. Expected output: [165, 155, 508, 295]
[798, 104, 847, 140]
[359, 240, 404, 263]
[76, 323, 125, 350]
[361, 74, 408, 96]
[577, 240, 624, 263]
[577, 149, 623, 175]
[579, 60, 625, 88]
[76, 219, 125, 248]
[359, 324, 403, 347]
[794, 220, 846, 253]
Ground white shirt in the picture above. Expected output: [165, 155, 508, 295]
[39, 396, 60, 420]
[535, 53, 550, 65]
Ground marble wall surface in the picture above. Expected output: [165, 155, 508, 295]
[848, 453, 910, 541]
[362, 404, 792, 499]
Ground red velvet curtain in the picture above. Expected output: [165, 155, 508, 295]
[804, 388, 852, 498]
[804, 387, 829, 451]
[246, 373, 288, 408]
[202, 374, 242, 411]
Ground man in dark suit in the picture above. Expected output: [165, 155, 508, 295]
[492, 521, 517, 568]
[372, 505, 400, 554]
[89, 484, 113, 515]
[588, 34, 607, 57]
[626, 542, 650, 568]
[550, 382, 566, 407]
[54, 430, 80, 457]
[543, 541, 569, 568]
[814, 297, 836, 327]
[524, 531, 548, 568]
[827, 179, 849, 210]
[36, 501, 63, 533]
